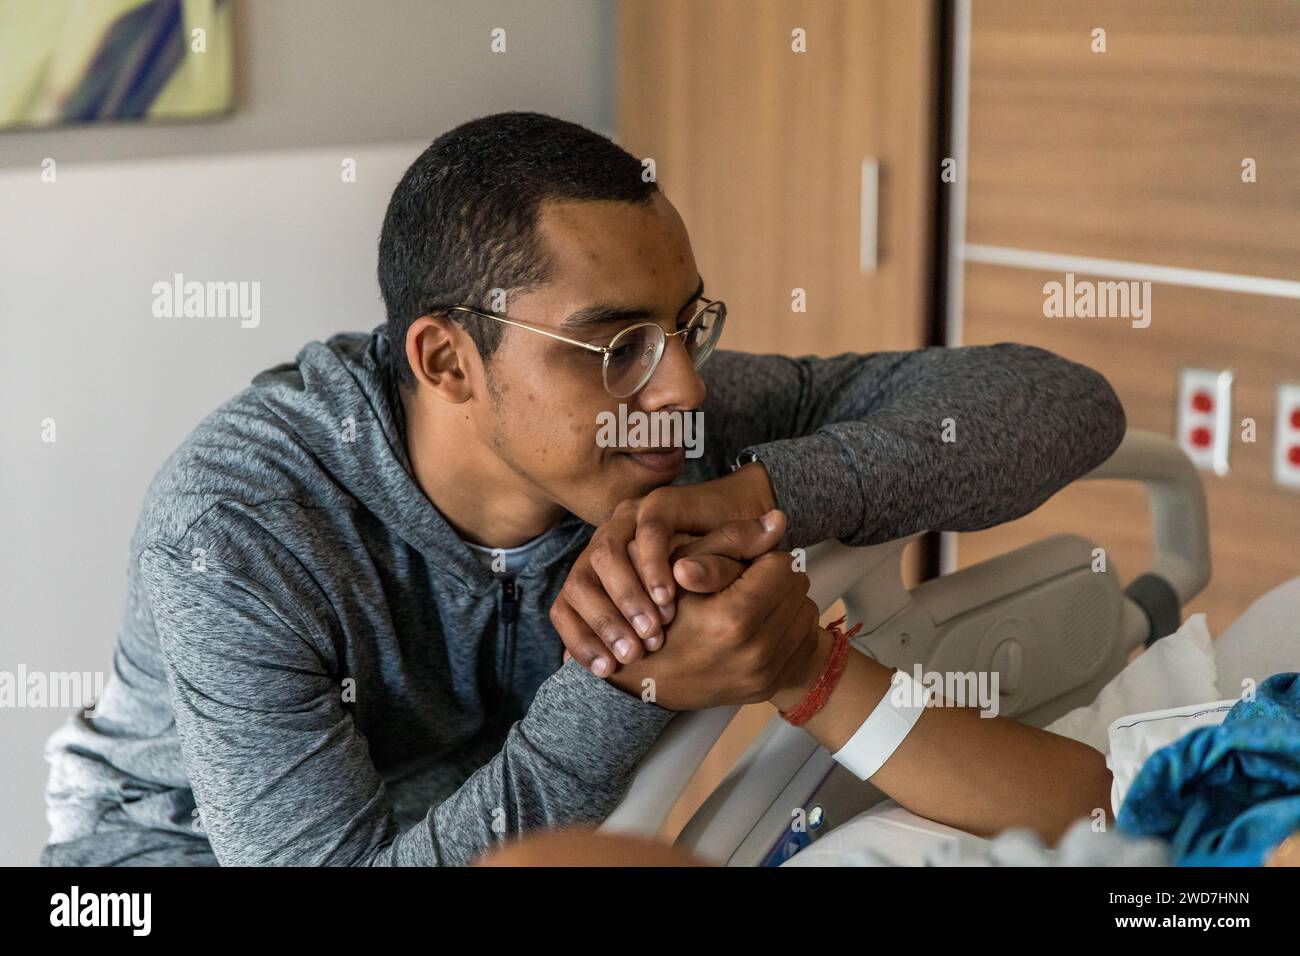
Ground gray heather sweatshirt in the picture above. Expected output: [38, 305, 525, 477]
[39, 327, 1125, 866]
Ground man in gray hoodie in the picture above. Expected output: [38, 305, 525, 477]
[40, 112, 1126, 867]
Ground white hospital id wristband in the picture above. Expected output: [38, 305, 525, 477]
[831, 669, 934, 781]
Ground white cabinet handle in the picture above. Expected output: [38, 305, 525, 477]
[859, 156, 879, 273]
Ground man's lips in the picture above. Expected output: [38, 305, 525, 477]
[619, 447, 685, 472]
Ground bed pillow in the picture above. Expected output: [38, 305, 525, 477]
[1211, 576, 1300, 694]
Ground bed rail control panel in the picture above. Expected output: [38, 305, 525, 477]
[844, 533, 1137, 727]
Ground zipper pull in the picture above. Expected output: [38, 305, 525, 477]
[501, 578, 519, 624]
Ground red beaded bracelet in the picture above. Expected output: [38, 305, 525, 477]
[778, 616, 862, 727]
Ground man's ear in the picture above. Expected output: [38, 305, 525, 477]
[405, 314, 477, 403]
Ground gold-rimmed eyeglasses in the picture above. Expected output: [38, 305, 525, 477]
[444, 297, 727, 398]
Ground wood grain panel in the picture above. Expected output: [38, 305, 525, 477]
[958, 262, 1300, 635]
[967, 0, 1300, 281]
[618, 0, 937, 358]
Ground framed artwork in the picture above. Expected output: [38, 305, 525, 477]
[0, 0, 233, 131]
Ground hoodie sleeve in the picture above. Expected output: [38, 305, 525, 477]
[697, 343, 1127, 548]
[140, 540, 672, 867]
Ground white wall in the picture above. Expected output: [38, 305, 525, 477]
[0, 0, 615, 866]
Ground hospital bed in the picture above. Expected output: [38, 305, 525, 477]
[599, 429, 1224, 865]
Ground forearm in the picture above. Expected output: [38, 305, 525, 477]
[709, 345, 1127, 548]
[772, 631, 1113, 844]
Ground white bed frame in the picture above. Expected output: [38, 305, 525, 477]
[599, 430, 1211, 865]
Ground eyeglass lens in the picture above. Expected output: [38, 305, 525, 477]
[602, 302, 725, 397]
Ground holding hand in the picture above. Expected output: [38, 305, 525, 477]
[604, 543, 821, 711]
[549, 462, 777, 675]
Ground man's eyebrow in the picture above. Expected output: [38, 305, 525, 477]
[559, 277, 706, 333]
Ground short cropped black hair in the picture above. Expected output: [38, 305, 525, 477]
[377, 111, 659, 389]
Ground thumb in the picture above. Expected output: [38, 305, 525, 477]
[670, 509, 786, 565]
[673, 554, 748, 594]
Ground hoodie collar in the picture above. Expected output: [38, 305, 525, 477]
[252, 325, 591, 592]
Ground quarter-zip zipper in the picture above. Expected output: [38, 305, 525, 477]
[500, 578, 519, 707]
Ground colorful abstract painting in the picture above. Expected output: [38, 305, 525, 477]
[0, 0, 233, 130]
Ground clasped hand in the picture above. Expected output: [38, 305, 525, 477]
[548, 466, 822, 710]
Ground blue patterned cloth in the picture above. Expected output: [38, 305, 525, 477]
[1118, 672, 1300, 865]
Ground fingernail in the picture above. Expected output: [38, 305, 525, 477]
[614, 638, 634, 660]
[592, 658, 611, 677]
[633, 614, 655, 636]
[761, 509, 780, 533]
[677, 558, 702, 578]
[652, 586, 671, 604]
[645, 635, 662, 651]
[657, 602, 675, 624]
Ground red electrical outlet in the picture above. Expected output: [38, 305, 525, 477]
[1275, 384, 1300, 490]
[1177, 369, 1232, 475]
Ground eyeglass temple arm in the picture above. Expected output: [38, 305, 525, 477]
[665, 298, 719, 338]
[445, 306, 608, 354]
[448, 298, 720, 350]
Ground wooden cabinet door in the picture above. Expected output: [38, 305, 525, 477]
[618, 0, 938, 358]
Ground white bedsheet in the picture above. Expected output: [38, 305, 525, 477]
[780, 799, 973, 867]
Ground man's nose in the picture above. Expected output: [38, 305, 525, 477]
[637, 332, 706, 412]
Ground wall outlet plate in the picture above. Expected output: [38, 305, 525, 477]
[1275, 384, 1300, 490]
[1176, 368, 1232, 475]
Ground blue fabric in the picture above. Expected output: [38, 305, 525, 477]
[1118, 672, 1300, 866]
